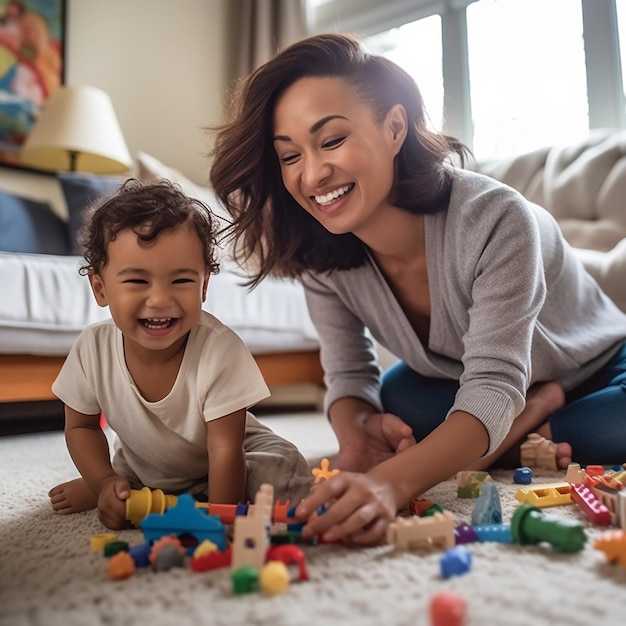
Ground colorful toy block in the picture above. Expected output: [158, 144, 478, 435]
[386, 511, 455, 551]
[471, 482, 502, 525]
[570, 482, 611, 525]
[311, 457, 340, 483]
[456, 471, 492, 498]
[440, 546, 472, 579]
[593, 529, 626, 567]
[514, 482, 572, 508]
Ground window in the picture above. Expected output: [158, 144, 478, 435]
[307, 0, 626, 161]
[466, 0, 588, 159]
[366, 16, 444, 132]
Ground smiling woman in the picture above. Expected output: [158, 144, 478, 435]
[209, 32, 626, 547]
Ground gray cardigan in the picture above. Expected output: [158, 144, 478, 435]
[302, 169, 626, 454]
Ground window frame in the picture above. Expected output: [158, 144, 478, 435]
[308, 0, 626, 150]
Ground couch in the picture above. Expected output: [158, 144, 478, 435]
[473, 129, 626, 313]
[0, 153, 323, 429]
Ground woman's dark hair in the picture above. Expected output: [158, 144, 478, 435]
[78, 178, 220, 276]
[209, 33, 468, 287]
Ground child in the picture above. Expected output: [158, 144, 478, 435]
[48, 179, 311, 530]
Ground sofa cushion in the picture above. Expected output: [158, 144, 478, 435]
[57, 172, 123, 254]
[0, 189, 70, 255]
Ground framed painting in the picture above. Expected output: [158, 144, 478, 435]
[0, 0, 66, 169]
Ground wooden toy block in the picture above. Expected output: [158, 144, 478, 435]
[386, 511, 455, 551]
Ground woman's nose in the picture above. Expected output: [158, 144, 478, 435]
[302, 154, 332, 188]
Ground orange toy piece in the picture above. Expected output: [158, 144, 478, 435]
[429, 591, 467, 626]
[594, 529, 626, 567]
[312, 457, 340, 483]
[107, 551, 136, 580]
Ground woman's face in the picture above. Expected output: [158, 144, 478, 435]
[272, 76, 407, 238]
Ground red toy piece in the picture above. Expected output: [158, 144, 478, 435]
[570, 482, 612, 525]
[429, 591, 467, 626]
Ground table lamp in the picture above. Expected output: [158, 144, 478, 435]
[20, 85, 132, 174]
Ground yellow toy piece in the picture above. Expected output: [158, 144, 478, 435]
[259, 561, 291, 594]
[194, 539, 219, 558]
[89, 533, 118, 552]
[125, 487, 178, 526]
[312, 457, 340, 483]
[515, 482, 572, 508]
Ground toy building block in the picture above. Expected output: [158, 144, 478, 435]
[520, 433, 557, 471]
[409, 498, 433, 516]
[514, 482, 572, 508]
[513, 466, 533, 485]
[126, 487, 178, 526]
[89, 533, 118, 552]
[454, 523, 478, 544]
[312, 457, 340, 483]
[593, 529, 626, 567]
[440, 546, 472, 579]
[259, 561, 291, 595]
[472, 524, 513, 544]
[471, 482, 502, 525]
[231, 484, 273, 571]
[231, 566, 259, 594]
[570, 482, 611, 525]
[429, 591, 467, 626]
[511, 503, 587, 554]
[266, 544, 309, 581]
[107, 551, 136, 580]
[456, 471, 491, 498]
[190, 546, 232, 572]
[585, 464, 605, 478]
[386, 511, 455, 551]
[140, 493, 227, 550]
[588, 483, 620, 526]
[564, 463, 587, 484]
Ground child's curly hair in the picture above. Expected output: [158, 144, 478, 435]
[77, 178, 221, 276]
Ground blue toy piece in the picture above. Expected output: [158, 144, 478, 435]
[128, 543, 152, 568]
[440, 546, 472, 579]
[140, 493, 227, 551]
[470, 481, 502, 525]
[514, 466, 533, 484]
[473, 523, 514, 543]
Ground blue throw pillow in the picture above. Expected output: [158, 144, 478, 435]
[57, 172, 123, 254]
[0, 189, 70, 254]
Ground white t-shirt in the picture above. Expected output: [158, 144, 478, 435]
[53, 311, 270, 490]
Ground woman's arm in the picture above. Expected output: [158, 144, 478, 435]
[206, 408, 247, 504]
[296, 410, 488, 544]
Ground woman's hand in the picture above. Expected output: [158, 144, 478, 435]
[295, 471, 398, 546]
[96, 475, 131, 530]
[333, 411, 415, 473]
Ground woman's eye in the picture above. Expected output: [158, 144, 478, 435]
[323, 136, 346, 149]
[280, 153, 300, 164]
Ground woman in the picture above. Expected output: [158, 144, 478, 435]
[210, 33, 626, 545]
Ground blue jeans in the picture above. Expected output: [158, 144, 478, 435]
[380, 342, 626, 466]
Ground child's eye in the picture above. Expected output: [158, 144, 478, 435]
[122, 279, 148, 284]
[172, 278, 194, 284]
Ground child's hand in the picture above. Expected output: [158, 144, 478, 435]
[295, 471, 397, 546]
[96, 475, 131, 530]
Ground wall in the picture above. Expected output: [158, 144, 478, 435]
[66, 0, 230, 185]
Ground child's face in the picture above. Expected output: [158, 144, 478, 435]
[89, 223, 209, 357]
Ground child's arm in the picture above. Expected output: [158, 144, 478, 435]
[296, 410, 489, 544]
[64, 405, 129, 528]
[206, 408, 248, 504]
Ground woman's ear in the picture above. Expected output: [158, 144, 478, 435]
[89, 273, 109, 307]
[387, 104, 408, 154]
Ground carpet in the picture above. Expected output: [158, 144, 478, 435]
[1, 411, 624, 626]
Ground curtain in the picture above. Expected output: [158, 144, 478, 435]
[233, 0, 307, 78]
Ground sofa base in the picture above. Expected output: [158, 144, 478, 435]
[0, 351, 325, 433]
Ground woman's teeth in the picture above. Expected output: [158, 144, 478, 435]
[314, 184, 353, 206]
[143, 318, 172, 329]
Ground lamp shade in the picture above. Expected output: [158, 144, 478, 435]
[21, 85, 133, 174]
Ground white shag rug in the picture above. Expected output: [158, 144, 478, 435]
[1, 411, 625, 626]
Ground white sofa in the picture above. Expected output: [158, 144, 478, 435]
[473, 129, 626, 313]
[0, 153, 322, 427]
